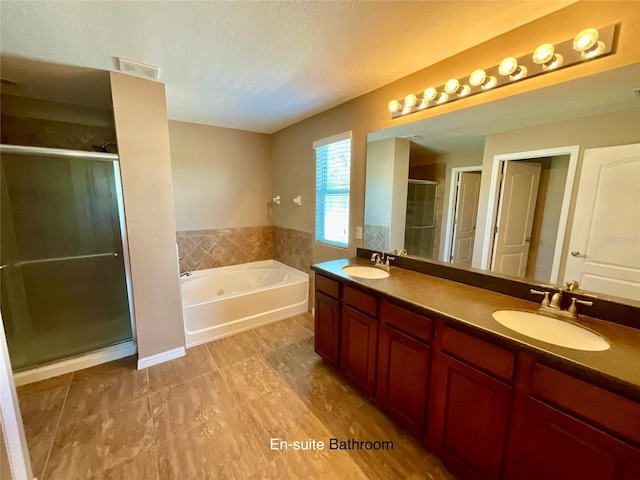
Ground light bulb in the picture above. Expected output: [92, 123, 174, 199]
[458, 85, 471, 97]
[573, 28, 599, 52]
[404, 94, 418, 108]
[418, 101, 427, 110]
[436, 92, 449, 104]
[542, 54, 563, 71]
[401, 105, 411, 114]
[388, 100, 401, 113]
[581, 41, 605, 59]
[469, 69, 487, 87]
[424, 87, 437, 102]
[533, 44, 555, 65]
[498, 57, 518, 76]
[444, 78, 460, 94]
[481, 76, 497, 90]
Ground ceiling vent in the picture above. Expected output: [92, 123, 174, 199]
[117, 58, 160, 81]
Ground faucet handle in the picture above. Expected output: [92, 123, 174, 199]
[385, 255, 395, 267]
[566, 280, 580, 292]
[568, 297, 593, 317]
[530, 289, 550, 307]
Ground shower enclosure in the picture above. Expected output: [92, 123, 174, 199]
[0, 145, 133, 372]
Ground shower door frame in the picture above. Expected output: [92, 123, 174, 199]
[0, 144, 137, 382]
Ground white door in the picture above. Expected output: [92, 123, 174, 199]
[491, 161, 541, 277]
[450, 172, 481, 267]
[564, 144, 640, 301]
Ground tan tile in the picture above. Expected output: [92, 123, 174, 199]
[248, 447, 368, 480]
[335, 402, 455, 480]
[16, 372, 72, 397]
[18, 384, 68, 478]
[155, 408, 265, 480]
[290, 364, 366, 425]
[45, 397, 154, 480]
[150, 371, 235, 443]
[265, 337, 323, 384]
[219, 355, 288, 405]
[294, 312, 315, 333]
[60, 363, 148, 424]
[85, 447, 158, 480]
[205, 330, 268, 367]
[254, 317, 313, 351]
[147, 345, 216, 392]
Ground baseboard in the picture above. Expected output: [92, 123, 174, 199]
[13, 340, 137, 387]
[137, 346, 185, 370]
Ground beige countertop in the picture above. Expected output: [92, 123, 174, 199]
[312, 258, 640, 401]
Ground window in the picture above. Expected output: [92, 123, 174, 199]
[314, 132, 352, 248]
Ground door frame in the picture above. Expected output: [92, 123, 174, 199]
[0, 312, 33, 480]
[443, 166, 482, 263]
[480, 145, 579, 283]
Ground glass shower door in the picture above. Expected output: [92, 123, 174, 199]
[0, 147, 132, 371]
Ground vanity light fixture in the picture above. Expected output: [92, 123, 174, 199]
[387, 25, 615, 119]
[573, 28, 605, 59]
[444, 78, 471, 97]
[533, 43, 563, 71]
[498, 57, 528, 80]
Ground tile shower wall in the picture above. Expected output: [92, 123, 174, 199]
[273, 226, 313, 313]
[177, 226, 273, 272]
[364, 224, 390, 252]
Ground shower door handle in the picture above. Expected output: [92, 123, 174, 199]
[0, 264, 6, 270]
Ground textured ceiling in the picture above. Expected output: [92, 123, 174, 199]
[0, 1, 576, 133]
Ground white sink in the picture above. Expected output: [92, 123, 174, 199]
[492, 310, 610, 351]
[342, 265, 390, 279]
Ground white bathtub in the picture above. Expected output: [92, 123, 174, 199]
[181, 260, 309, 347]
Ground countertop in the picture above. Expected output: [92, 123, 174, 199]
[312, 258, 640, 401]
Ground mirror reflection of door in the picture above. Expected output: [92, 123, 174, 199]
[491, 161, 541, 277]
[450, 171, 481, 267]
[565, 143, 640, 301]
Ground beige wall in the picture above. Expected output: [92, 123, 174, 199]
[474, 106, 640, 279]
[110, 72, 185, 361]
[169, 120, 272, 231]
[364, 137, 410, 251]
[270, 1, 640, 265]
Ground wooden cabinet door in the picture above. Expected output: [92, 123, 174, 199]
[314, 291, 340, 367]
[340, 305, 377, 397]
[376, 324, 430, 437]
[428, 352, 511, 480]
[504, 397, 640, 480]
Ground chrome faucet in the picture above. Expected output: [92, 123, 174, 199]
[371, 252, 394, 271]
[530, 288, 593, 319]
[180, 270, 192, 277]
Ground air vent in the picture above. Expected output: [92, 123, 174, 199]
[117, 58, 160, 81]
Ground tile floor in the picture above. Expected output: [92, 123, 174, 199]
[17, 313, 455, 480]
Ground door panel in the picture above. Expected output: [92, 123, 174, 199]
[492, 161, 541, 277]
[340, 305, 377, 396]
[314, 292, 340, 367]
[451, 172, 481, 267]
[564, 144, 640, 301]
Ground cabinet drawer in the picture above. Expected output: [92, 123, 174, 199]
[343, 286, 377, 317]
[441, 326, 514, 383]
[315, 274, 340, 299]
[529, 363, 640, 445]
[380, 301, 432, 343]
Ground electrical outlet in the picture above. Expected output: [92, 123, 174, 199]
[356, 226, 363, 239]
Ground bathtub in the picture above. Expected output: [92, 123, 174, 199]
[181, 260, 309, 347]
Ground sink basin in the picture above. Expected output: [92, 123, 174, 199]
[492, 310, 609, 351]
[342, 265, 389, 279]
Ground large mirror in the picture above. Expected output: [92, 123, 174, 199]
[364, 63, 640, 303]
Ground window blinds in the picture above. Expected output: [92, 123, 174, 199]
[314, 133, 351, 248]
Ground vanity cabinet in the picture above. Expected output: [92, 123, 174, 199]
[376, 300, 432, 437]
[314, 275, 341, 368]
[340, 286, 378, 396]
[313, 266, 640, 480]
[427, 326, 515, 480]
[504, 359, 640, 480]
